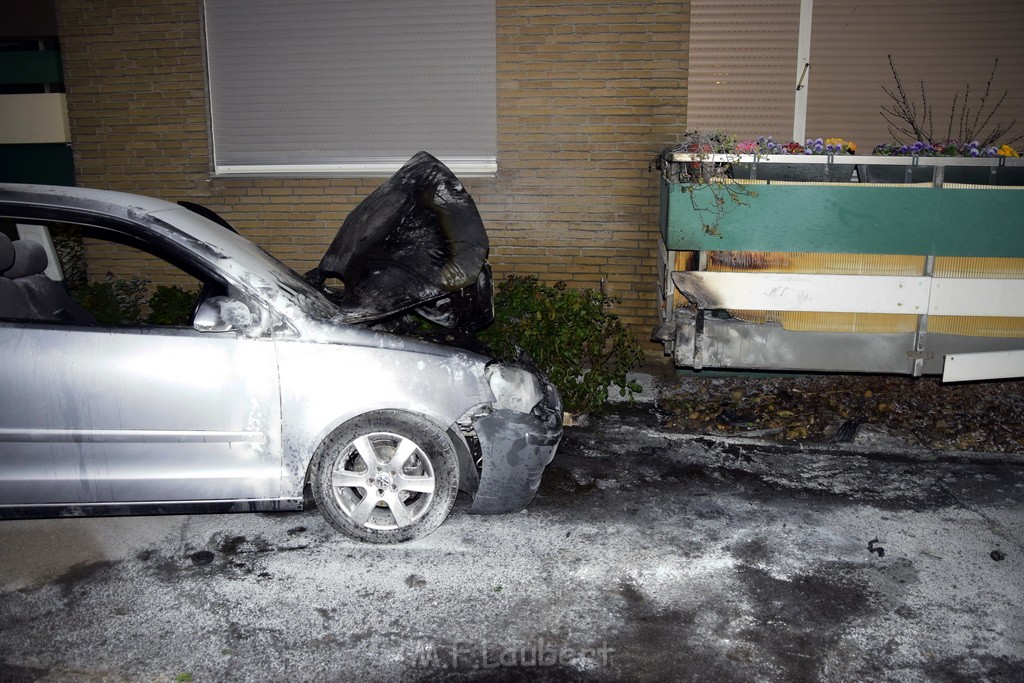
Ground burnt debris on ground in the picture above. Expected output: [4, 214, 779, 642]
[657, 373, 1024, 453]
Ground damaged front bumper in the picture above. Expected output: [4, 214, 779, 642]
[468, 380, 562, 514]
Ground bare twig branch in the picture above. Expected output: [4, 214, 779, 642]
[960, 84, 972, 140]
[881, 55, 1019, 147]
[972, 59, 999, 134]
[923, 80, 934, 141]
[974, 91, 1010, 146]
[945, 92, 958, 142]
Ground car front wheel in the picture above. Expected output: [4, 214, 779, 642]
[310, 410, 460, 543]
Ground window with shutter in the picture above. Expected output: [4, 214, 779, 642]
[807, 0, 1024, 148]
[204, 0, 497, 176]
[688, 0, 1024, 148]
[686, 1, 800, 140]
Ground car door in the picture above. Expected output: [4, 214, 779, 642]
[0, 323, 282, 505]
[0, 221, 283, 507]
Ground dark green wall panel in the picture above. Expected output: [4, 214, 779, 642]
[0, 144, 74, 185]
[662, 180, 1024, 258]
[0, 50, 63, 85]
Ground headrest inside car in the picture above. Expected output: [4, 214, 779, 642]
[4, 239, 48, 279]
[0, 234, 14, 274]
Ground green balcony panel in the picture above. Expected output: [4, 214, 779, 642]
[661, 180, 1024, 259]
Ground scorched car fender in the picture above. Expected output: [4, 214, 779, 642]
[468, 407, 562, 515]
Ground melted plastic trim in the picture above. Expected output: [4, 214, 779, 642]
[468, 406, 562, 515]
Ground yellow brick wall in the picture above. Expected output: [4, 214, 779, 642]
[56, 0, 689, 350]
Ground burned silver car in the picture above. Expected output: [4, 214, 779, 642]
[0, 154, 562, 542]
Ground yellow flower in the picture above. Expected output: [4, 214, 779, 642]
[997, 144, 1020, 158]
[825, 137, 857, 154]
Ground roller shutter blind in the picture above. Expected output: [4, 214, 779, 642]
[204, 0, 497, 176]
[687, 0, 1024, 148]
[686, 1, 800, 139]
[807, 0, 1024, 149]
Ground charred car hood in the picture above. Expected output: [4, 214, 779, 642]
[305, 152, 492, 332]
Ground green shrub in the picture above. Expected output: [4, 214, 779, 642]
[478, 275, 643, 414]
[73, 275, 148, 325]
[50, 224, 87, 289]
[146, 285, 199, 325]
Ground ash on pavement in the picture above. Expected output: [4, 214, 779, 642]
[1, 407, 1022, 682]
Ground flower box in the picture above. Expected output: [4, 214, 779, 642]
[666, 152, 1024, 188]
[856, 157, 1024, 186]
[730, 159, 856, 183]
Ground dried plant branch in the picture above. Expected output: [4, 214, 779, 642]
[923, 80, 934, 142]
[971, 60, 998, 135]
[882, 54, 1020, 147]
[945, 92, 958, 142]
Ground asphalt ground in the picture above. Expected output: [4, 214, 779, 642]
[1, 407, 1022, 682]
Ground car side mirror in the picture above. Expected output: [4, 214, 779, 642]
[194, 296, 253, 332]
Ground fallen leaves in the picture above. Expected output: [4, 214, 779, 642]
[660, 374, 1024, 452]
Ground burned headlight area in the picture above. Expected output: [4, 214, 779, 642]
[460, 364, 563, 514]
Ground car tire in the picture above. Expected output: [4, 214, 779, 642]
[310, 410, 460, 543]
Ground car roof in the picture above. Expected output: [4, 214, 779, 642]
[0, 183, 179, 214]
[0, 183, 234, 241]
[0, 183, 337, 321]
[0, 181, 285, 257]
